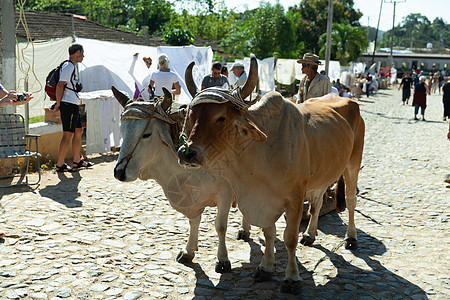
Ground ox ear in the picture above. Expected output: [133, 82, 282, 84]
[111, 86, 131, 107]
[234, 117, 267, 143]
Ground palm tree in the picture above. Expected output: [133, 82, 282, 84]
[319, 22, 369, 65]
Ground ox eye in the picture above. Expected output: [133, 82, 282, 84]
[142, 133, 152, 138]
[216, 116, 225, 123]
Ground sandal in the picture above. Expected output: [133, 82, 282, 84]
[56, 163, 77, 173]
[73, 159, 94, 169]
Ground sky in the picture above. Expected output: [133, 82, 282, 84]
[222, 0, 450, 31]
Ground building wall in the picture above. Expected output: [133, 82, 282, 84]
[360, 53, 450, 74]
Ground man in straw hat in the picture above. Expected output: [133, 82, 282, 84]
[231, 62, 248, 88]
[296, 53, 331, 103]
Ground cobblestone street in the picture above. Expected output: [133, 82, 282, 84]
[1, 87, 449, 299]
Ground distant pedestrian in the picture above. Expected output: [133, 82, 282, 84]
[412, 76, 430, 121]
[398, 72, 413, 105]
[442, 78, 450, 121]
[438, 72, 444, 94]
[431, 72, 439, 94]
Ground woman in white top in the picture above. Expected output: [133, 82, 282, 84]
[148, 54, 181, 98]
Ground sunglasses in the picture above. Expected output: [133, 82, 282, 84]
[145, 61, 152, 65]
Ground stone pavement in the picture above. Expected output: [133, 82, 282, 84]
[1, 87, 449, 300]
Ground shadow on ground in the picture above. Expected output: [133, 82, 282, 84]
[180, 212, 427, 299]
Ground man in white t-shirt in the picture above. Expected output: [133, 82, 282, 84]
[53, 43, 93, 172]
[148, 54, 180, 98]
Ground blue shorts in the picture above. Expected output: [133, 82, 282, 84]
[59, 102, 81, 133]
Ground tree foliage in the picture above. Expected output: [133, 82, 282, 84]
[21, 0, 173, 35]
[20, 0, 376, 60]
[163, 28, 195, 46]
[319, 22, 368, 65]
[288, 0, 362, 55]
[221, 2, 297, 58]
[379, 13, 450, 52]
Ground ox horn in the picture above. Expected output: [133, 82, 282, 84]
[185, 61, 198, 98]
[111, 86, 132, 107]
[240, 55, 258, 101]
[161, 87, 173, 112]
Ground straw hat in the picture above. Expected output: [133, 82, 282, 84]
[297, 53, 322, 65]
[231, 62, 244, 70]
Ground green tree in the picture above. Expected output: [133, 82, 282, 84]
[379, 13, 450, 52]
[20, 0, 174, 35]
[318, 22, 368, 65]
[163, 28, 195, 46]
[221, 2, 297, 58]
[289, 0, 362, 55]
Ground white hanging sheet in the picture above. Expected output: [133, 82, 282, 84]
[157, 45, 213, 103]
[80, 90, 123, 155]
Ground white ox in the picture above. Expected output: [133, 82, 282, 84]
[178, 57, 365, 293]
[112, 87, 250, 273]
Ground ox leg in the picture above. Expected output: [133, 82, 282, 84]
[301, 190, 325, 246]
[281, 201, 303, 294]
[343, 170, 358, 250]
[253, 224, 276, 282]
[237, 215, 251, 241]
[176, 215, 201, 264]
[215, 200, 232, 273]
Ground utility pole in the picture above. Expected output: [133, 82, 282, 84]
[371, 0, 383, 65]
[0, 0, 17, 114]
[384, 0, 406, 67]
[324, 0, 333, 76]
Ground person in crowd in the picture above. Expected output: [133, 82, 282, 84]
[442, 78, 450, 121]
[398, 72, 413, 105]
[296, 53, 331, 103]
[143, 56, 152, 69]
[365, 74, 372, 98]
[53, 43, 93, 172]
[231, 62, 247, 89]
[221, 65, 229, 78]
[129, 53, 153, 101]
[333, 79, 344, 96]
[148, 53, 180, 99]
[412, 76, 430, 121]
[0, 82, 32, 108]
[438, 72, 444, 95]
[201, 62, 229, 90]
[431, 72, 439, 94]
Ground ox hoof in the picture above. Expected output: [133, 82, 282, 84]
[280, 279, 301, 295]
[300, 234, 315, 246]
[176, 250, 194, 264]
[237, 230, 250, 241]
[215, 260, 231, 273]
[345, 238, 358, 250]
[253, 266, 273, 282]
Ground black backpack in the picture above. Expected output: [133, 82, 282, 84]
[45, 60, 77, 100]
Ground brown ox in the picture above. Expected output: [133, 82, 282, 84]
[178, 56, 365, 293]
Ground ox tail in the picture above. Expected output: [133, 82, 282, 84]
[335, 175, 346, 213]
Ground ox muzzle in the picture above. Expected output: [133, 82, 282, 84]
[114, 165, 127, 181]
[177, 144, 203, 168]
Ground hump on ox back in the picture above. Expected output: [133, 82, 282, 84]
[111, 85, 250, 273]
